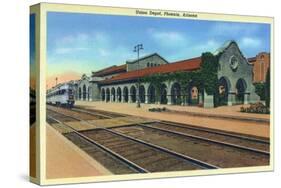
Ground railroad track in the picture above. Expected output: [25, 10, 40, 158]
[47, 105, 109, 120]
[112, 124, 269, 168]
[73, 106, 126, 118]
[47, 109, 219, 172]
[47, 116, 145, 174]
[137, 122, 269, 155]
[47, 106, 270, 169]
[55, 106, 269, 155]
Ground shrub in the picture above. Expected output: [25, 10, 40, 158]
[240, 102, 270, 114]
[254, 83, 266, 100]
[265, 68, 270, 107]
[148, 107, 167, 112]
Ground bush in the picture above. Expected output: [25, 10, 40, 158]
[254, 83, 266, 100]
[148, 107, 167, 112]
[265, 68, 270, 107]
[240, 102, 270, 114]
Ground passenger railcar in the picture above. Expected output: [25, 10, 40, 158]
[47, 83, 75, 107]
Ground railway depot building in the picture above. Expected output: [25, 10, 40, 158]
[248, 52, 270, 83]
[75, 41, 260, 108]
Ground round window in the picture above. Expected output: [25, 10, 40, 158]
[230, 56, 239, 71]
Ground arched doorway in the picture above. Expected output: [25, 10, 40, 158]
[160, 84, 167, 104]
[139, 85, 145, 103]
[82, 85, 87, 100]
[130, 86, 136, 103]
[123, 87, 128, 102]
[101, 88, 105, 101]
[117, 87, 122, 102]
[218, 77, 230, 106]
[88, 87, 90, 101]
[236, 78, 247, 104]
[148, 85, 156, 103]
[111, 88, 116, 102]
[171, 82, 181, 105]
[106, 88, 110, 102]
[188, 85, 199, 105]
[78, 87, 82, 100]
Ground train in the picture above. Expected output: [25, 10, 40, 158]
[47, 82, 75, 108]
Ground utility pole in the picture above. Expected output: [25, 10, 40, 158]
[134, 44, 143, 108]
[55, 77, 58, 86]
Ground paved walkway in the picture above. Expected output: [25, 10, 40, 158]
[46, 124, 111, 179]
[76, 101, 270, 138]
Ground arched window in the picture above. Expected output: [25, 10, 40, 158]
[147, 62, 150, 67]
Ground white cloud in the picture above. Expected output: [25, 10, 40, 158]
[193, 39, 220, 52]
[52, 32, 111, 55]
[152, 31, 185, 42]
[148, 29, 188, 47]
[240, 37, 261, 48]
[49, 30, 136, 70]
[210, 23, 260, 36]
[55, 47, 89, 54]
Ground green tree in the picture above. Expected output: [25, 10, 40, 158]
[200, 52, 219, 95]
[254, 83, 266, 100]
[265, 68, 270, 107]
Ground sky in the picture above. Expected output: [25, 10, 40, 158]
[47, 12, 270, 88]
[30, 14, 36, 90]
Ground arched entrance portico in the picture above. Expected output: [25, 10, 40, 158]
[171, 82, 181, 105]
[236, 78, 247, 104]
[105, 88, 110, 102]
[188, 85, 199, 105]
[82, 85, 87, 100]
[160, 84, 167, 104]
[111, 87, 116, 102]
[88, 87, 90, 101]
[218, 77, 230, 106]
[78, 87, 82, 100]
[101, 88, 105, 101]
[123, 87, 129, 102]
[139, 85, 145, 103]
[117, 87, 122, 102]
[130, 86, 136, 103]
[148, 85, 156, 103]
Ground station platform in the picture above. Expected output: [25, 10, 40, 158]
[45, 124, 111, 179]
[75, 101, 270, 138]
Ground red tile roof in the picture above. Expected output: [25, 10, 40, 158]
[93, 64, 127, 77]
[100, 57, 201, 84]
[247, 57, 256, 63]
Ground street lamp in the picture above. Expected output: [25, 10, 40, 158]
[133, 44, 143, 108]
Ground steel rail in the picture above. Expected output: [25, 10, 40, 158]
[48, 109, 219, 169]
[72, 108, 113, 119]
[99, 127, 219, 169]
[48, 107, 269, 155]
[159, 121, 269, 144]
[136, 123, 269, 156]
[47, 115, 149, 173]
[48, 105, 269, 144]
[66, 106, 269, 144]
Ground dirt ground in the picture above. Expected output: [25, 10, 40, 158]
[76, 101, 270, 138]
